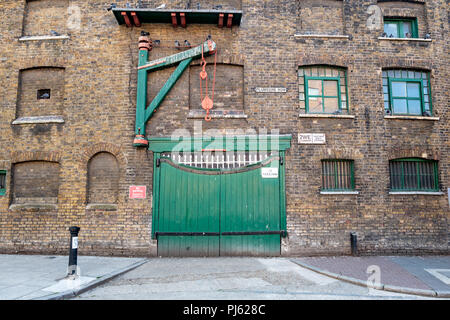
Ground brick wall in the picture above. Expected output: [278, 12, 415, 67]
[0, 0, 447, 256]
[87, 152, 119, 204]
[22, 0, 68, 37]
[17, 67, 65, 118]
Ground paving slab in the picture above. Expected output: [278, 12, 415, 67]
[0, 254, 147, 300]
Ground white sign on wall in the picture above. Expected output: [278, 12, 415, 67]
[298, 133, 326, 144]
[261, 168, 279, 178]
[254, 87, 287, 93]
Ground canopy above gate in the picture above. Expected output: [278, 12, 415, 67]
[146, 134, 292, 153]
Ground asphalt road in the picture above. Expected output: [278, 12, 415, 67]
[75, 257, 439, 300]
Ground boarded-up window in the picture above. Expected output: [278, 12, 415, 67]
[87, 152, 119, 204]
[17, 67, 65, 118]
[23, 0, 69, 37]
[12, 161, 60, 204]
[190, 64, 244, 111]
[298, 0, 344, 35]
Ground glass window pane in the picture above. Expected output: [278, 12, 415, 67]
[393, 99, 407, 113]
[382, 71, 387, 77]
[382, 78, 388, 85]
[308, 97, 323, 113]
[384, 93, 389, 101]
[408, 100, 422, 115]
[324, 98, 339, 113]
[407, 82, 420, 98]
[323, 80, 338, 96]
[308, 80, 322, 96]
[299, 93, 305, 100]
[402, 70, 408, 78]
[402, 22, 412, 37]
[392, 82, 407, 97]
[407, 71, 415, 79]
[389, 70, 395, 77]
[424, 103, 430, 111]
[414, 72, 422, 79]
[384, 23, 398, 37]
[298, 69, 304, 76]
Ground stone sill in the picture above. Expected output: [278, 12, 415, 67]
[299, 114, 355, 119]
[188, 110, 248, 119]
[9, 203, 58, 211]
[12, 116, 65, 125]
[19, 35, 70, 41]
[378, 37, 432, 42]
[389, 191, 444, 196]
[295, 34, 350, 39]
[384, 115, 439, 121]
[320, 191, 359, 195]
[86, 203, 118, 211]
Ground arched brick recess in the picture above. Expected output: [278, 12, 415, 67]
[387, 147, 440, 161]
[298, 55, 349, 69]
[11, 151, 62, 164]
[81, 143, 127, 167]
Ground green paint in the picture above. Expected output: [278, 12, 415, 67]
[155, 157, 283, 256]
[0, 170, 6, 196]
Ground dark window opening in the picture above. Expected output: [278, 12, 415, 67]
[0, 171, 6, 195]
[389, 158, 439, 191]
[37, 89, 51, 100]
[321, 160, 355, 191]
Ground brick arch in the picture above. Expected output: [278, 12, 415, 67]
[379, 59, 433, 72]
[388, 147, 440, 161]
[298, 55, 348, 69]
[81, 143, 127, 166]
[321, 148, 363, 161]
[11, 151, 62, 164]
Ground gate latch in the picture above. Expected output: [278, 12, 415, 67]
[279, 156, 284, 166]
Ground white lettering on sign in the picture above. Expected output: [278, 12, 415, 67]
[72, 237, 78, 249]
[129, 186, 147, 199]
[298, 133, 326, 144]
[261, 168, 278, 178]
[254, 87, 287, 93]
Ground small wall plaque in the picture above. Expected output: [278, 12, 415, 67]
[254, 87, 287, 93]
[298, 133, 326, 144]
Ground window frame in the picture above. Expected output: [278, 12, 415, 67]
[0, 170, 6, 196]
[389, 158, 439, 192]
[388, 78, 424, 115]
[383, 18, 418, 38]
[321, 159, 355, 191]
[305, 76, 343, 114]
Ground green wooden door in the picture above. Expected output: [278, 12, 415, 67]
[156, 155, 282, 256]
[157, 160, 220, 256]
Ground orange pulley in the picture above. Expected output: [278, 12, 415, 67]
[199, 41, 217, 122]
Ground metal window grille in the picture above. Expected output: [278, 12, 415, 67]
[321, 160, 354, 191]
[161, 151, 277, 169]
[389, 159, 438, 191]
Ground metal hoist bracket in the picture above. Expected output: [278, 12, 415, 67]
[133, 33, 217, 147]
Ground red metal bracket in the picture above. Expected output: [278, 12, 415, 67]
[131, 12, 141, 27]
[218, 13, 224, 28]
[121, 12, 132, 27]
[227, 14, 233, 28]
[171, 13, 178, 27]
[180, 13, 186, 28]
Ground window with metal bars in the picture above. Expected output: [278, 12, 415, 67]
[389, 158, 439, 191]
[0, 170, 6, 196]
[321, 160, 355, 191]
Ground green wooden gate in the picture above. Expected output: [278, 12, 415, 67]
[149, 135, 291, 257]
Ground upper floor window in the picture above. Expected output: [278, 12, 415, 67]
[383, 18, 418, 38]
[382, 69, 432, 116]
[0, 171, 6, 196]
[299, 66, 349, 114]
[389, 158, 439, 192]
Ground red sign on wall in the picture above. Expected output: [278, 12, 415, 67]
[129, 186, 147, 199]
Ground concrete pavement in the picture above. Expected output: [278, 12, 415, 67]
[75, 257, 447, 300]
[292, 255, 450, 298]
[0, 255, 147, 300]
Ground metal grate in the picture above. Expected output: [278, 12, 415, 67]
[161, 151, 277, 169]
[321, 160, 354, 190]
[390, 159, 438, 191]
[0, 171, 5, 190]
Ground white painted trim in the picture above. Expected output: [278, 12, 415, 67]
[320, 191, 359, 195]
[389, 191, 444, 196]
[187, 110, 248, 119]
[378, 37, 432, 42]
[384, 115, 439, 121]
[19, 35, 70, 41]
[12, 116, 65, 125]
[295, 34, 350, 39]
[299, 114, 355, 119]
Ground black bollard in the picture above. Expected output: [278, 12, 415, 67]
[350, 232, 358, 256]
[68, 226, 80, 276]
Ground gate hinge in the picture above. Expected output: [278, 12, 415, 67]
[279, 156, 284, 166]
[156, 158, 161, 167]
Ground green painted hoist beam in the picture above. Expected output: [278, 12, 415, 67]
[134, 39, 217, 147]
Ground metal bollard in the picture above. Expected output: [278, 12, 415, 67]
[350, 232, 358, 256]
[68, 226, 80, 276]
